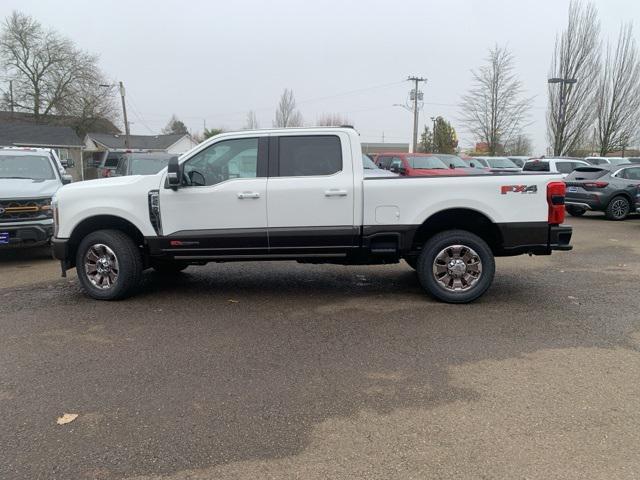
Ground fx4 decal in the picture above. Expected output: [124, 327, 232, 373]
[500, 185, 538, 195]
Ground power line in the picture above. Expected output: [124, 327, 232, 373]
[125, 91, 156, 134]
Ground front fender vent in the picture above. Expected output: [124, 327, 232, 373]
[148, 190, 162, 235]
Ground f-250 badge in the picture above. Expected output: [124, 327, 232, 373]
[500, 185, 538, 195]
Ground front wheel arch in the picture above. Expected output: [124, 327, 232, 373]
[67, 215, 146, 268]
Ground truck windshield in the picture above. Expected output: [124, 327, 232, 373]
[406, 156, 447, 169]
[486, 157, 518, 168]
[362, 155, 379, 169]
[130, 156, 173, 175]
[0, 154, 55, 180]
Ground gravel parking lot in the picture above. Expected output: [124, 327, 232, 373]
[1, 213, 639, 480]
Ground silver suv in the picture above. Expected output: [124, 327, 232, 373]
[0, 147, 73, 247]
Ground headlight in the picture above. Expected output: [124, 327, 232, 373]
[40, 198, 53, 218]
[51, 197, 59, 237]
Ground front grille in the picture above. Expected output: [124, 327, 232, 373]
[0, 197, 52, 222]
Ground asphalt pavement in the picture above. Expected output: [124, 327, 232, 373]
[1, 213, 639, 479]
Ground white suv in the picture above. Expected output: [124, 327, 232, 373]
[523, 158, 590, 177]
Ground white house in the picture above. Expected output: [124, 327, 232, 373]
[84, 132, 197, 156]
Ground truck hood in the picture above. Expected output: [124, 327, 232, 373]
[0, 178, 60, 199]
[56, 174, 162, 200]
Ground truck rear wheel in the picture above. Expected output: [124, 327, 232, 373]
[75, 229, 143, 300]
[416, 230, 495, 304]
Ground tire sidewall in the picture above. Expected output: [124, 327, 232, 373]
[606, 196, 629, 220]
[75, 230, 141, 300]
[417, 230, 495, 303]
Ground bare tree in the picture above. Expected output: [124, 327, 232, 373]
[594, 23, 640, 155]
[316, 113, 351, 126]
[273, 89, 303, 128]
[547, 1, 601, 156]
[0, 11, 117, 130]
[243, 110, 259, 130]
[460, 45, 532, 156]
[504, 134, 533, 156]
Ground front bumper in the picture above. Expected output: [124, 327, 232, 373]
[52, 237, 69, 261]
[0, 221, 54, 247]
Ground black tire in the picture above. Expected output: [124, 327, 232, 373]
[404, 257, 418, 270]
[605, 196, 630, 221]
[566, 205, 586, 217]
[416, 230, 495, 304]
[151, 260, 189, 274]
[75, 229, 143, 300]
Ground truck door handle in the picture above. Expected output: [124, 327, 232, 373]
[237, 192, 260, 199]
[324, 189, 348, 197]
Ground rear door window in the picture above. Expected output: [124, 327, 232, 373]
[620, 167, 640, 180]
[277, 136, 342, 176]
[556, 161, 576, 174]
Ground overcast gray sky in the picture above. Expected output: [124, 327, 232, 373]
[2, 0, 638, 154]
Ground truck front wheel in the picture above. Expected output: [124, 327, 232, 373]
[75, 229, 143, 300]
[416, 230, 495, 304]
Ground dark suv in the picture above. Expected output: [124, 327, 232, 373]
[564, 164, 640, 220]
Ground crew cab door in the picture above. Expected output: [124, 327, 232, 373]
[266, 133, 356, 253]
[157, 136, 269, 256]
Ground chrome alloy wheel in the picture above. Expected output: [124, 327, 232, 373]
[432, 244, 482, 292]
[84, 243, 119, 289]
[610, 198, 629, 219]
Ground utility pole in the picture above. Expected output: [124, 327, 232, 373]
[119, 81, 131, 149]
[431, 116, 437, 153]
[408, 76, 426, 153]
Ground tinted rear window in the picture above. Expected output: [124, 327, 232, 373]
[523, 161, 550, 172]
[565, 168, 607, 180]
[278, 136, 342, 176]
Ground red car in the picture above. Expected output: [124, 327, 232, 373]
[374, 152, 473, 176]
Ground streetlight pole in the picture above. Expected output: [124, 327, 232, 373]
[431, 116, 437, 153]
[548, 77, 577, 156]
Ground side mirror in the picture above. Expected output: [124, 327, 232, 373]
[470, 162, 476, 168]
[61, 174, 73, 185]
[449, 163, 455, 169]
[167, 156, 182, 190]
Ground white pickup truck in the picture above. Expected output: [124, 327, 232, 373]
[52, 127, 572, 303]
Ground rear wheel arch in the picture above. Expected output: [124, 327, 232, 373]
[67, 215, 145, 268]
[409, 208, 503, 255]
